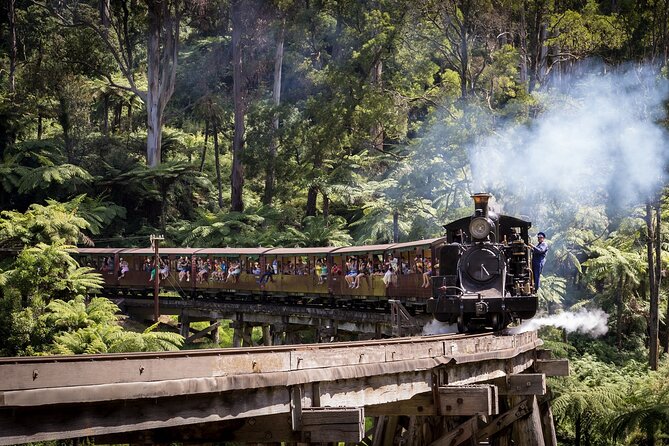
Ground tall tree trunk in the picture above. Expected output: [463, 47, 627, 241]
[306, 186, 318, 217]
[146, 4, 162, 167]
[213, 121, 224, 209]
[322, 191, 329, 220]
[306, 156, 322, 217]
[145, 0, 179, 167]
[200, 120, 209, 172]
[58, 95, 74, 163]
[616, 275, 625, 350]
[528, 0, 548, 92]
[519, 1, 528, 85]
[370, 58, 384, 152]
[102, 94, 109, 135]
[100, 0, 110, 33]
[8, 0, 17, 94]
[654, 202, 662, 364]
[114, 103, 122, 130]
[459, 15, 469, 97]
[647, 201, 659, 369]
[263, 18, 285, 206]
[393, 209, 399, 243]
[37, 112, 43, 141]
[127, 100, 133, 131]
[230, 0, 246, 212]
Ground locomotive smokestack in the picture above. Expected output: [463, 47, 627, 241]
[472, 193, 491, 217]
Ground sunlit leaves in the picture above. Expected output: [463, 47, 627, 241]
[0, 201, 90, 247]
[46, 297, 184, 354]
[278, 216, 353, 247]
[5, 242, 103, 304]
[547, 0, 627, 59]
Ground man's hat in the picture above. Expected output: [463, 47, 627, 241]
[537, 232, 546, 238]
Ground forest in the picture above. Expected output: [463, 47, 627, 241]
[2, 0, 669, 443]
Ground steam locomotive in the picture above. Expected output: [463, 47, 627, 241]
[426, 193, 537, 331]
[73, 193, 538, 333]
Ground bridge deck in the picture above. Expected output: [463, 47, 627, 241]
[1, 331, 545, 445]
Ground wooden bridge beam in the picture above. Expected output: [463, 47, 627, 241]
[534, 359, 569, 377]
[184, 321, 220, 344]
[498, 373, 546, 396]
[438, 384, 499, 416]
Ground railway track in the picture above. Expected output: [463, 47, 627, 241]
[0, 331, 477, 365]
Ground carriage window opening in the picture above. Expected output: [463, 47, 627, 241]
[295, 256, 307, 275]
[225, 258, 242, 282]
[280, 257, 293, 274]
[333, 256, 343, 275]
[177, 256, 192, 282]
[159, 257, 170, 280]
[267, 257, 279, 275]
[399, 254, 410, 275]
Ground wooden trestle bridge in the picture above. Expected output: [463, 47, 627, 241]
[0, 330, 568, 445]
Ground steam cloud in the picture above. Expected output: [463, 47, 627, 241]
[508, 308, 609, 337]
[469, 64, 669, 209]
[422, 319, 459, 335]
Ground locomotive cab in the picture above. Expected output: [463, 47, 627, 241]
[428, 193, 538, 332]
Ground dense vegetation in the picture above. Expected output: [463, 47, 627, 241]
[2, 0, 669, 443]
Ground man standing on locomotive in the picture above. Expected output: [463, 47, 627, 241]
[529, 232, 548, 291]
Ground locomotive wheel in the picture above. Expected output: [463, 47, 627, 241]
[491, 313, 506, 331]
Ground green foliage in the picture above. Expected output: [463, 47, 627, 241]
[606, 361, 669, 445]
[5, 242, 103, 305]
[47, 297, 184, 354]
[551, 354, 637, 445]
[537, 275, 567, 311]
[278, 216, 353, 247]
[547, 0, 627, 58]
[176, 210, 268, 247]
[60, 194, 127, 237]
[0, 200, 91, 247]
[0, 7, 668, 445]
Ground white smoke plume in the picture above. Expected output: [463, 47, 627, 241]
[469, 64, 669, 210]
[508, 308, 609, 337]
[422, 319, 459, 335]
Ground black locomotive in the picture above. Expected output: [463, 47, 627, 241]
[427, 193, 538, 332]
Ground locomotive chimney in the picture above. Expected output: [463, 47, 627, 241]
[472, 193, 491, 217]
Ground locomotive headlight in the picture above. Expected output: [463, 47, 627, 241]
[469, 217, 492, 240]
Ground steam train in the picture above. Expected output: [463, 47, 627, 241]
[73, 193, 538, 332]
[426, 193, 537, 331]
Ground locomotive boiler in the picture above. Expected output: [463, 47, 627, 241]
[427, 193, 538, 332]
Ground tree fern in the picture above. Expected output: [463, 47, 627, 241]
[46, 297, 184, 354]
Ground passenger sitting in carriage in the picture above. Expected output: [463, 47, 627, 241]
[345, 259, 358, 288]
[196, 258, 210, 282]
[118, 258, 129, 279]
[159, 260, 170, 280]
[227, 262, 241, 283]
[421, 258, 432, 288]
[177, 257, 190, 282]
[352, 260, 371, 289]
[258, 264, 274, 287]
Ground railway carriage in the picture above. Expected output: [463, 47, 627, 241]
[73, 193, 539, 331]
[76, 239, 448, 313]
